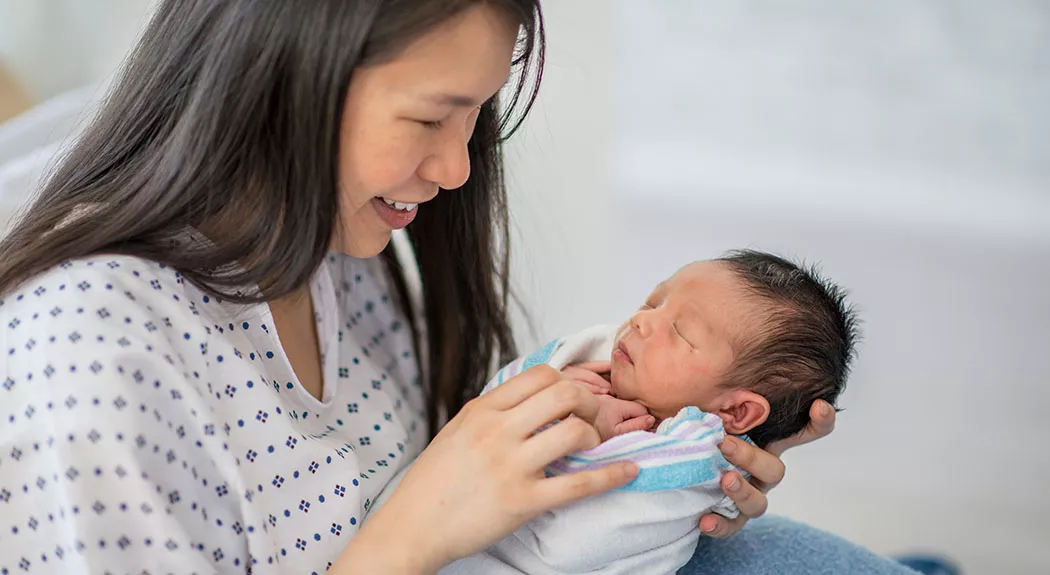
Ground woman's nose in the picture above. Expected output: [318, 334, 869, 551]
[418, 131, 471, 191]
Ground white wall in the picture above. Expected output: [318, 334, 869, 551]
[0, 0, 156, 100]
[610, 0, 1050, 246]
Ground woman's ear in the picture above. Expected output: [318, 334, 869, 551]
[715, 390, 770, 434]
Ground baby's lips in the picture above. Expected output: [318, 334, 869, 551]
[613, 338, 634, 365]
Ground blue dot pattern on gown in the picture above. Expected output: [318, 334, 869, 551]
[0, 253, 427, 573]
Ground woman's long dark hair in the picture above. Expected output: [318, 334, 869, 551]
[0, 0, 544, 436]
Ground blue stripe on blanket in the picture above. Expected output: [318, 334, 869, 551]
[619, 455, 729, 492]
[522, 338, 562, 371]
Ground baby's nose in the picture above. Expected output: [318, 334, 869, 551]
[630, 311, 651, 338]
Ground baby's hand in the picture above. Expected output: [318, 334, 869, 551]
[560, 363, 652, 441]
[561, 365, 611, 396]
[594, 395, 655, 442]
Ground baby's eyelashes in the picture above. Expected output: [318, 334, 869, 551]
[673, 322, 695, 348]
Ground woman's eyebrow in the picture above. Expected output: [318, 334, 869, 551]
[424, 92, 480, 107]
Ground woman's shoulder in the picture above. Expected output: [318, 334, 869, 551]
[0, 257, 248, 565]
[1, 254, 221, 434]
[1, 254, 190, 314]
[1, 254, 211, 371]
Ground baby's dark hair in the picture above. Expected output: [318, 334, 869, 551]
[716, 250, 860, 448]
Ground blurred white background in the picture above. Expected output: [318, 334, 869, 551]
[506, 3, 1049, 574]
[1, 1, 1048, 573]
[0, 0, 152, 99]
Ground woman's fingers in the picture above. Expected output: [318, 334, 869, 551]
[699, 512, 747, 539]
[535, 461, 638, 511]
[481, 364, 565, 409]
[765, 400, 836, 457]
[696, 470, 767, 539]
[506, 378, 601, 435]
[572, 360, 612, 377]
[520, 416, 603, 471]
[719, 436, 786, 491]
[720, 471, 768, 517]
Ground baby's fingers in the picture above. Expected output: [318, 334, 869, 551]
[614, 414, 655, 436]
[576, 380, 610, 395]
[561, 366, 612, 394]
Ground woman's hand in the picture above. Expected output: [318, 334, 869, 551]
[699, 400, 837, 538]
[335, 365, 639, 574]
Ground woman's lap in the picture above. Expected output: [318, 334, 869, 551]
[678, 515, 917, 575]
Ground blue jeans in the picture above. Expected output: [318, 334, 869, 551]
[679, 516, 918, 575]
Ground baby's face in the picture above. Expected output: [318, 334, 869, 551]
[610, 261, 760, 422]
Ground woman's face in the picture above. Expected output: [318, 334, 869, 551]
[335, 5, 518, 257]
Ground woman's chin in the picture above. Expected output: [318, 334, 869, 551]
[334, 230, 393, 259]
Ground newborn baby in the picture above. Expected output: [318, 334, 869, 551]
[377, 250, 859, 575]
[498, 249, 858, 451]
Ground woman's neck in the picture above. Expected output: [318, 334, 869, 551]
[269, 287, 324, 401]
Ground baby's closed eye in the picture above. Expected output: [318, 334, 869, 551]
[673, 322, 695, 348]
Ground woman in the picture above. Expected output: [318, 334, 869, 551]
[0, 1, 914, 573]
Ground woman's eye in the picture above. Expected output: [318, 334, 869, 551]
[418, 119, 444, 130]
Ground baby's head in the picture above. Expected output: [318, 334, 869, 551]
[610, 250, 859, 448]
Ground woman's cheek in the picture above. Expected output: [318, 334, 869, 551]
[355, 154, 400, 193]
[380, 130, 428, 179]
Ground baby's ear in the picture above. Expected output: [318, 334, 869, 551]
[715, 390, 770, 434]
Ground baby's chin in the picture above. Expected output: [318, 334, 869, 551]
[608, 361, 622, 394]
[608, 361, 633, 400]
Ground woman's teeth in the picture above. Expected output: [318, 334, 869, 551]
[381, 198, 418, 212]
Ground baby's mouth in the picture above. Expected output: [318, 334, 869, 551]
[613, 338, 634, 365]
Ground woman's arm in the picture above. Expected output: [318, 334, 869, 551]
[699, 400, 837, 538]
[331, 365, 639, 574]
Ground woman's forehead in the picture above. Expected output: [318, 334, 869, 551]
[365, 5, 516, 102]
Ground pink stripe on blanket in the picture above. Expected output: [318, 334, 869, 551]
[548, 444, 722, 474]
[583, 430, 667, 454]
